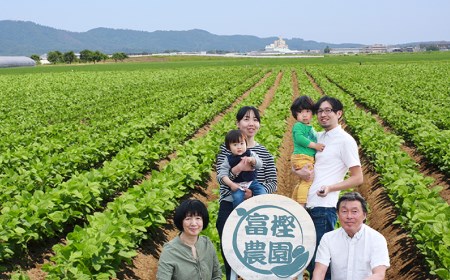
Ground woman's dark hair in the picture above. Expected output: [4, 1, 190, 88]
[290, 95, 315, 118]
[315, 96, 344, 113]
[336, 192, 368, 214]
[225, 129, 247, 150]
[174, 199, 209, 231]
[236, 106, 261, 123]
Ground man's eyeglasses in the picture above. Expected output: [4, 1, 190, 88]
[317, 108, 335, 115]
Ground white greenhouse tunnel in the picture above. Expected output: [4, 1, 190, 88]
[0, 56, 36, 68]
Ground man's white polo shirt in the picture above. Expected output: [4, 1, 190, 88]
[315, 224, 390, 280]
[307, 125, 361, 208]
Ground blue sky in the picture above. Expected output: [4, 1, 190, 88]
[1, 0, 449, 45]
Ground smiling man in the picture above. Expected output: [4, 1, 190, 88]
[312, 192, 390, 280]
[294, 96, 364, 279]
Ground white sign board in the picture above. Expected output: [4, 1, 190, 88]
[222, 194, 316, 279]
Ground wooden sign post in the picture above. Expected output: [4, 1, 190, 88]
[222, 194, 316, 279]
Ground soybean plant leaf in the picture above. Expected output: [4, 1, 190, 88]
[122, 203, 138, 214]
[118, 250, 137, 259]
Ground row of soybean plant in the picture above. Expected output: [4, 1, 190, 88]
[39, 70, 280, 279]
[322, 63, 450, 176]
[327, 63, 450, 130]
[0, 67, 266, 263]
[0, 67, 260, 204]
[307, 66, 450, 280]
[204, 68, 295, 270]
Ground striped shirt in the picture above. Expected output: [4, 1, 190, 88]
[216, 143, 277, 202]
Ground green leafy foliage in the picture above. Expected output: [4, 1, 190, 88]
[321, 63, 450, 176]
[308, 66, 450, 279]
[3, 58, 450, 279]
[0, 66, 265, 262]
[42, 69, 277, 279]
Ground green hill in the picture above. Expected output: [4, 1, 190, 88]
[0, 20, 365, 55]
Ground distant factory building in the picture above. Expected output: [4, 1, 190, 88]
[265, 37, 290, 52]
[362, 44, 388, 53]
[330, 44, 388, 54]
[330, 48, 361, 54]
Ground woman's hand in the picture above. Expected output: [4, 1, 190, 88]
[229, 182, 242, 192]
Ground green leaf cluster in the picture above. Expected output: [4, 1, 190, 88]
[0, 67, 264, 262]
[43, 70, 276, 278]
[308, 66, 450, 279]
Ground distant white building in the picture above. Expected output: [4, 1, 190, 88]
[265, 37, 291, 52]
[330, 44, 389, 54]
[362, 44, 387, 53]
[39, 54, 51, 65]
[247, 36, 319, 56]
[330, 48, 361, 54]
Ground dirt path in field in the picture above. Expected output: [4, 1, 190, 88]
[275, 70, 300, 199]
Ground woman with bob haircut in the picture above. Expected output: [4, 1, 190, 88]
[156, 199, 221, 280]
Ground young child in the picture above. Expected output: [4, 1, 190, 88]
[218, 129, 267, 208]
[291, 96, 325, 207]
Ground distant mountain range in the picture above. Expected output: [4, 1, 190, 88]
[0, 20, 444, 56]
[0, 20, 366, 56]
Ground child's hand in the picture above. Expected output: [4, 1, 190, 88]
[241, 156, 256, 168]
[313, 142, 325, 152]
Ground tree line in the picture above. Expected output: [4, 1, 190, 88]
[30, 50, 129, 64]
